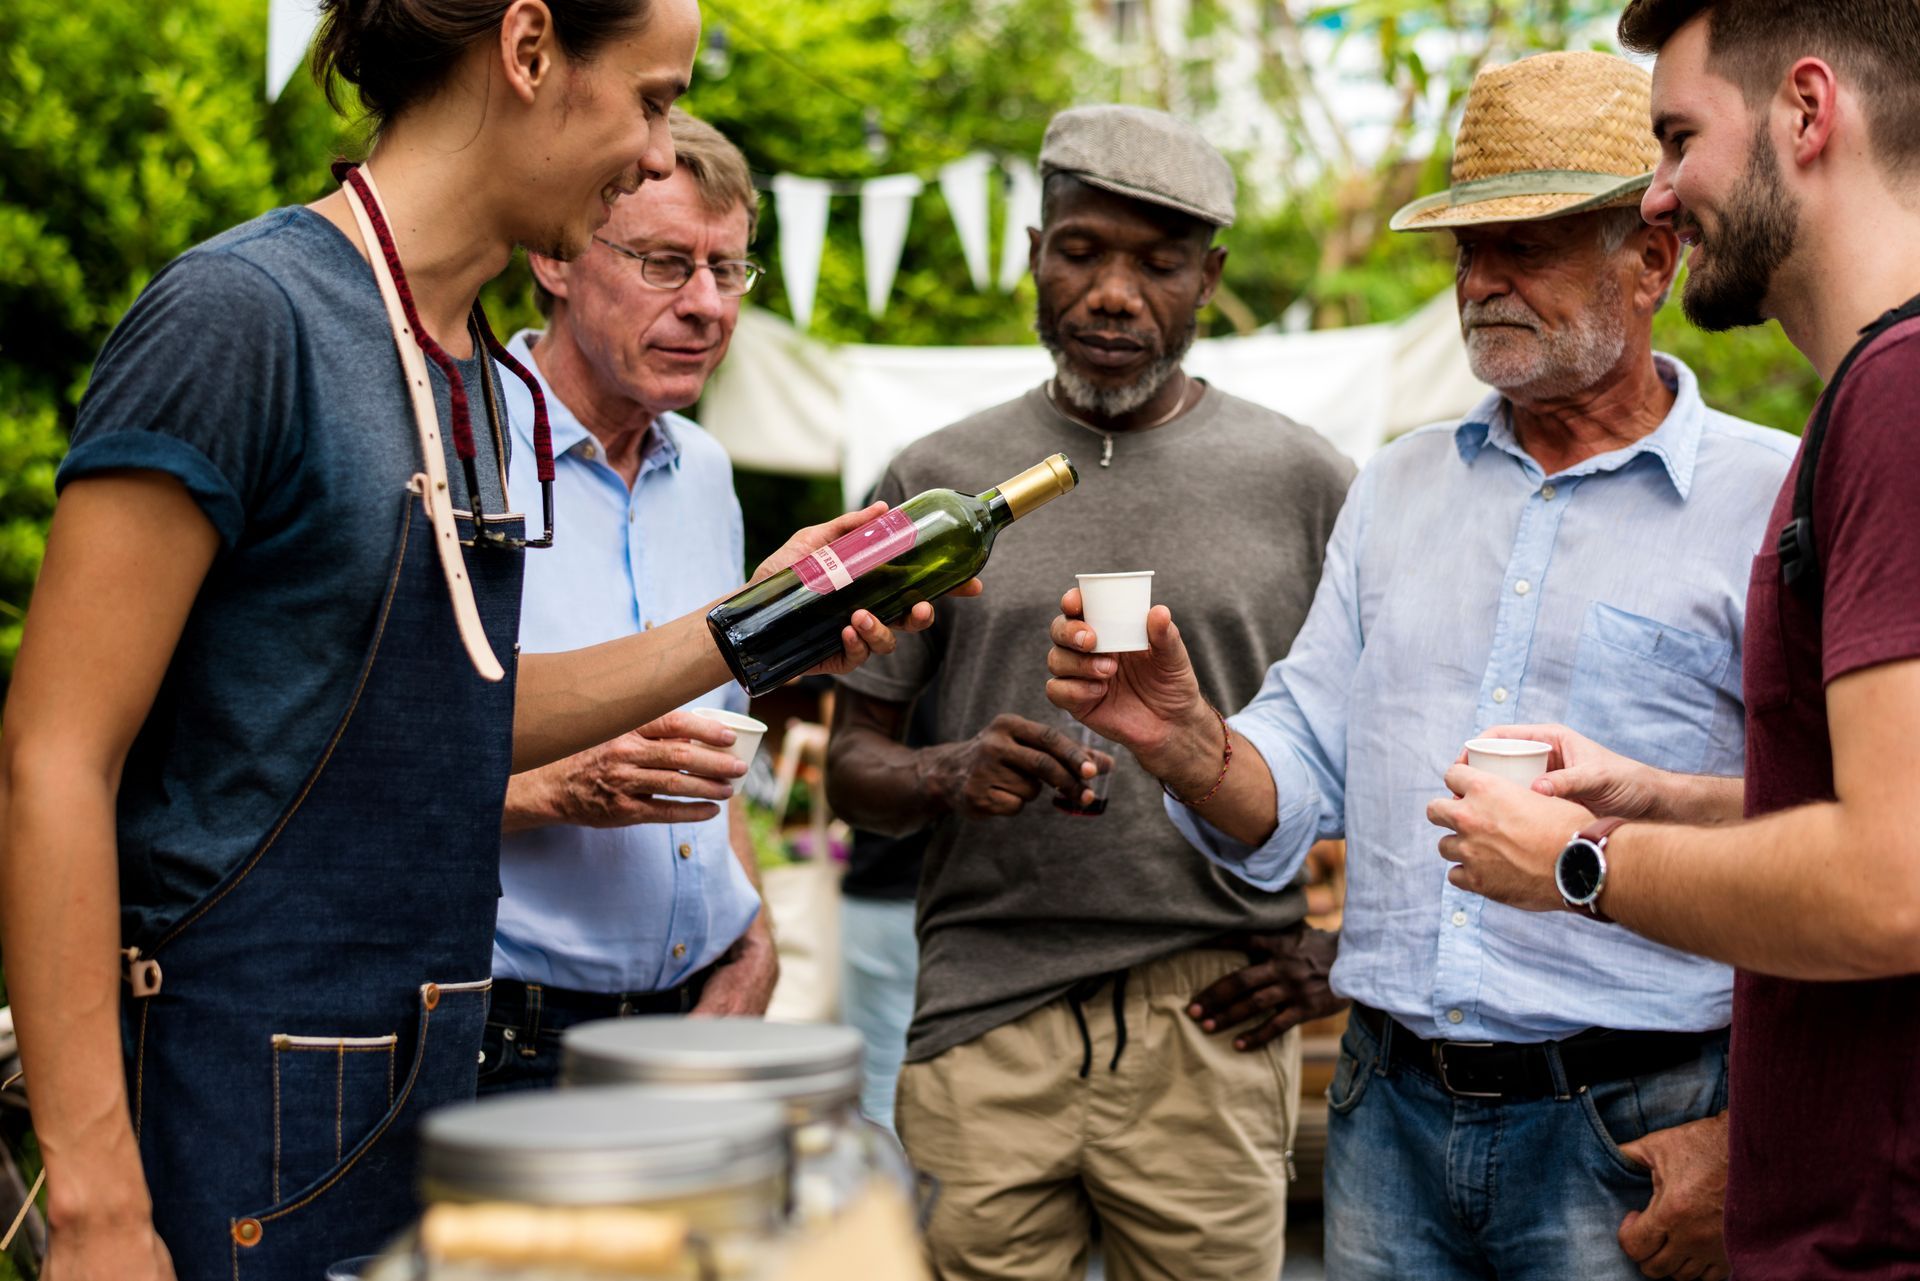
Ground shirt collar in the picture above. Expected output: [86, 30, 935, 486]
[506, 329, 683, 475]
[1452, 353, 1707, 499]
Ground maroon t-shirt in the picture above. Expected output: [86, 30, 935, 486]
[1730, 316, 1920, 1278]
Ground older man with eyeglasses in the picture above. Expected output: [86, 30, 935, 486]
[478, 109, 777, 1093]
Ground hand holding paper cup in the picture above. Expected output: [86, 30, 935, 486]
[691, 708, 769, 768]
[1464, 737, 1552, 787]
[1075, 571, 1155, 653]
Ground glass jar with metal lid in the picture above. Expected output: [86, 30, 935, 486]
[369, 1087, 788, 1280]
[561, 1018, 911, 1226]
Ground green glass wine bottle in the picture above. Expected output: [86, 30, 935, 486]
[708, 453, 1079, 695]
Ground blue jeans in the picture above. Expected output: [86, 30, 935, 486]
[840, 895, 919, 1133]
[1325, 1011, 1729, 1281]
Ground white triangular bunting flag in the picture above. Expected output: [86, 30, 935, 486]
[998, 159, 1043, 292]
[938, 154, 993, 291]
[267, 0, 324, 102]
[859, 174, 923, 320]
[772, 174, 834, 331]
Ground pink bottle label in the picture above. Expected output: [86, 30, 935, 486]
[795, 509, 919, 595]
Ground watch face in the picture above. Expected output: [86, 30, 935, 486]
[1557, 840, 1605, 904]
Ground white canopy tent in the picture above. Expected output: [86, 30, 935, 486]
[698, 291, 1491, 507]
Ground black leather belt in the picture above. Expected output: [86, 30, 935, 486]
[1351, 1003, 1724, 1100]
[491, 972, 709, 1026]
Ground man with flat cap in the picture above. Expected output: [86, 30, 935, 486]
[826, 104, 1354, 1279]
[1044, 54, 1793, 1280]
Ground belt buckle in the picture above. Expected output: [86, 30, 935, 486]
[1432, 1041, 1504, 1099]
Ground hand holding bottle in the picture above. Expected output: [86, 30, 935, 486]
[713, 457, 1076, 695]
[746, 502, 984, 682]
[1045, 588, 1215, 776]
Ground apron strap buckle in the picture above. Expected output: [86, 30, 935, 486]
[121, 947, 163, 998]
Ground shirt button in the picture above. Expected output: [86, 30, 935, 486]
[1514, 579, 1532, 596]
[644, 620, 655, 631]
[672, 943, 688, 960]
[582, 442, 597, 460]
[1447, 1008, 1465, 1025]
[677, 843, 692, 860]
[1492, 687, 1509, 704]
[1452, 910, 1468, 927]
[1541, 484, 1557, 500]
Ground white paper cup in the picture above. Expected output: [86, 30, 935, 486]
[691, 708, 768, 767]
[1076, 571, 1155, 653]
[1465, 737, 1552, 786]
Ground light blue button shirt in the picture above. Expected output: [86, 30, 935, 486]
[494, 330, 757, 994]
[1171, 355, 1796, 1041]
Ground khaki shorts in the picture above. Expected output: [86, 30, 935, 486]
[897, 947, 1301, 1281]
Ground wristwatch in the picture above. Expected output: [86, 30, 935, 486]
[1556, 817, 1626, 919]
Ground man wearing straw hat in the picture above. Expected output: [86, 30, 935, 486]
[1432, 2, 1920, 1276]
[1043, 52, 1792, 1280]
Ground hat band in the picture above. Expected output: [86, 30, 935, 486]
[1448, 168, 1650, 204]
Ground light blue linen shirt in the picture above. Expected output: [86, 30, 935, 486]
[494, 330, 757, 994]
[1171, 354, 1796, 1041]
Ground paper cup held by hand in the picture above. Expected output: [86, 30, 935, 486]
[1076, 571, 1154, 653]
[1465, 738, 1552, 786]
[692, 708, 769, 767]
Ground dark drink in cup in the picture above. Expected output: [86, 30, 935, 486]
[1053, 714, 1115, 818]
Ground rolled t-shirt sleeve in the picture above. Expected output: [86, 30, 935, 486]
[59, 249, 301, 549]
[1817, 333, 1920, 685]
[1166, 465, 1370, 889]
[836, 465, 939, 705]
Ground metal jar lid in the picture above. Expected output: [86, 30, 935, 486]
[418, 1086, 786, 1206]
[562, 1018, 863, 1113]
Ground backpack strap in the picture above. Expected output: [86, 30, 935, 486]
[1779, 293, 1920, 606]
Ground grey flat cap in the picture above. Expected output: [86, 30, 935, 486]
[1039, 104, 1236, 229]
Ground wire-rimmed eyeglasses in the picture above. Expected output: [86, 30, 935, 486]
[592, 237, 763, 296]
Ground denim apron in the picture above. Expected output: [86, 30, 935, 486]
[120, 170, 538, 1281]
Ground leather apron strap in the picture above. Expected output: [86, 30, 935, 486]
[340, 167, 506, 682]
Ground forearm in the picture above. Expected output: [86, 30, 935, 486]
[824, 725, 950, 838]
[501, 765, 561, 834]
[1138, 704, 1283, 849]
[513, 615, 732, 771]
[0, 751, 153, 1229]
[1604, 801, 1920, 979]
[1646, 771, 1745, 825]
[729, 795, 766, 896]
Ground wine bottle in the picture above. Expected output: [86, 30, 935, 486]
[708, 453, 1079, 695]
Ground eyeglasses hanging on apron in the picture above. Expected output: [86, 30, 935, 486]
[336, 161, 556, 682]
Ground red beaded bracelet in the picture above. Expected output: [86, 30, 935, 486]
[1165, 703, 1233, 807]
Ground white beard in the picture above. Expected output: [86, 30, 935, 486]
[1462, 279, 1628, 402]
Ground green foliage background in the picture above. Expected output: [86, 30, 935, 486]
[0, 0, 1822, 688]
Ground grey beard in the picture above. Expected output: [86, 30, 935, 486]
[1039, 320, 1196, 419]
[1462, 274, 1628, 402]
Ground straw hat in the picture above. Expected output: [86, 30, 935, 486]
[1390, 52, 1660, 233]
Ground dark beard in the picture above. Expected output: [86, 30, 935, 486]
[1681, 126, 1801, 332]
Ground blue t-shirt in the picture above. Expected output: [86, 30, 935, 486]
[58, 206, 511, 944]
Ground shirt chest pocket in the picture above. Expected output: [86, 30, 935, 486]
[1564, 602, 1733, 775]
